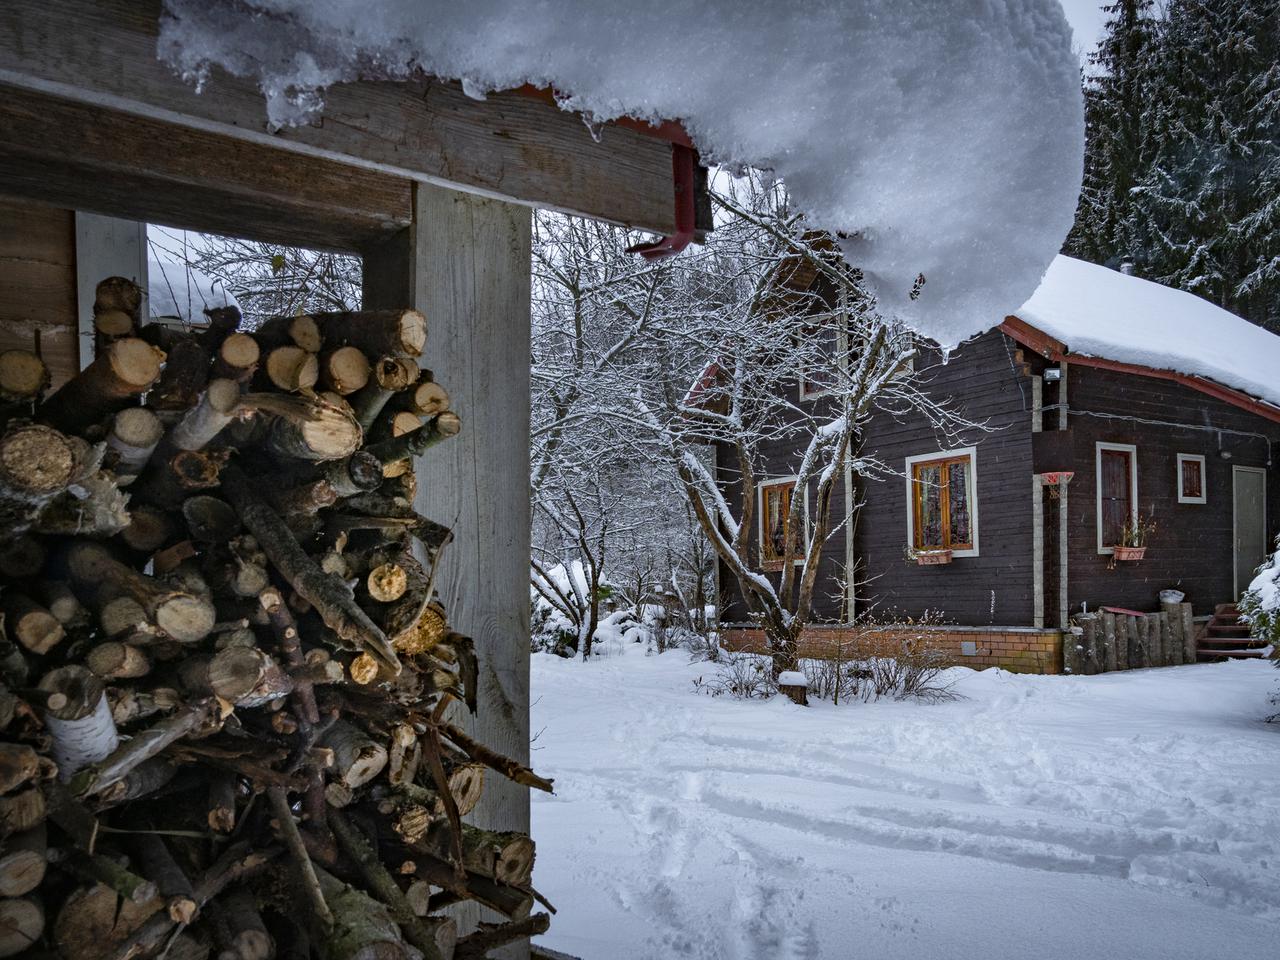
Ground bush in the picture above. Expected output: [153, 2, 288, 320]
[692, 653, 775, 699]
[1240, 536, 1280, 655]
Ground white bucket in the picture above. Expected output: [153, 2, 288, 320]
[1159, 589, 1185, 604]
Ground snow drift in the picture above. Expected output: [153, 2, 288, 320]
[157, 0, 1084, 347]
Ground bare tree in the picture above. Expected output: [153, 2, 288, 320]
[629, 174, 972, 676]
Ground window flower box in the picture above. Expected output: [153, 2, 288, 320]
[915, 549, 953, 566]
[1113, 545, 1146, 561]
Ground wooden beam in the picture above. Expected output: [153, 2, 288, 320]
[0, 0, 688, 237]
[0, 85, 412, 252]
[363, 184, 531, 952]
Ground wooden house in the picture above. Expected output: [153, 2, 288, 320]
[720, 256, 1280, 673]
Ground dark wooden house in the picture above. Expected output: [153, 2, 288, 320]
[720, 256, 1280, 673]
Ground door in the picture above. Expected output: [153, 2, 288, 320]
[1233, 466, 1267, 598]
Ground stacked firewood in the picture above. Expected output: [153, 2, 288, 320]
[0, 278, 552, 960]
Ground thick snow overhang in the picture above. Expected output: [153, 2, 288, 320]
[152, 0, 1085, 346]
[1000, 315, 1280, 427]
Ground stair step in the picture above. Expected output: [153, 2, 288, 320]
[1207, 624, 1252, 634]
[1198, 637, 1267, 649]
[1198, 648, 1269, 659]
[1214, 603, 1241, 616]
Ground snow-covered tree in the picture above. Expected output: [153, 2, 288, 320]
[629, 176, 972, 677]
[1240, 537, 1280, 661]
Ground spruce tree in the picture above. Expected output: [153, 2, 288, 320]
[1131, 0, 1280, 328]
[1064, 1, 1158, 267]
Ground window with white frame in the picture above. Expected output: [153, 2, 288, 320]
[757, 476, 806, 569]
[1096, 442, 1138, 553]
[1176, 453, 1206, 504]
[904, 447, 979, 556]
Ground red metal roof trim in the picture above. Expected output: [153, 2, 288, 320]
[1000, 315, 1280, 426]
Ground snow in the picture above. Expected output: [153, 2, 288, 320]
[777, 670, 808, 687]
[1017, 255, 1280, 409]
[147, 259, 238, 322]
[157, 0, 1084, 347]
[530, 650, 1280, 959]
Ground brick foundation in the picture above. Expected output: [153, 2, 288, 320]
[721, 624, 1064, 674]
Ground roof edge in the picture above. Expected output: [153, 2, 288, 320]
[1000, 315, 1280, 427]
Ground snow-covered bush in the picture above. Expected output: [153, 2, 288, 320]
[692, 653, 776, 700]
[1240, 536, 1280, 662]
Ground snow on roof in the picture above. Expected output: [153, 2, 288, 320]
[1016, 256, 1280, 410]
[157, 0, 1083, 348]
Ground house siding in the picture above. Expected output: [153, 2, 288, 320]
[1062, 363, 1280, 617]
[853, 331, 1037, 626]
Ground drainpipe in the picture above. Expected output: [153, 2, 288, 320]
[1057, 361, 1070, 629]
[1032, 375, 1045, 629]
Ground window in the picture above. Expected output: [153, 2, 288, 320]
[757, 477, 805, 568]
[904, 447, 979, 556]
[1177, 453, 1206, 504]
[1095, 442, 1138, 554]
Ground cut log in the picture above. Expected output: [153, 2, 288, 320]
[0, 423, 77, 537]
[0, 787, 47, 834]
[367, 563, 408, 603]
[222, 469, 399, 674]
[255, 315, 323, 354]
[40, 338, 164, 435]
[327, 808, 445, 960]
[0, 350, 49, 404]
[106, 407, 164, 481]
[1102, 612, 1117, 672]
[312, 310, 426, 360]
[0, 823, 47, 897]
[243, 394, 363, 462]
[0, 896, 43, 957]
[0, 537, 46, 580]
[218, 889, 274, 960]
[60, 850, 157, 904]
[399, 379, 450, 418]
[1162, 600, 1185, 666]
[263, 347, 320, 393]
[350, 357, 420, 433]
[133, 834, 197, 925]
[365, 413, 462, 471]
[85, 641, 151, 681]
[94, 277, 142, 320]
[321, 721, 387, 790]
[0, 743, 40, 794]
[94, 758, 179, 806]
[68, 700, 220, 798]
[1180, 603, 1196, 663]
[320, 347, 372, 396]
[167, 379, 242, 452]
[67, 542, 216, 644]
[440, 723, 553, 793]
[454, 913, 548, 960]
[213, 332, 262, 383]
[208, 770, 238, 834]
[180, 648, 293, 708]
[149, 337, 210, 412]
[2, 593, 64, 655]
[119, 504, 175, 556]
[38, 665, 120, 781]
[312, 863, 413, 960]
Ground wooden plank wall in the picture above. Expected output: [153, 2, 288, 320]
[0, 198, 79, 387]
[1065, 365, 1280, 615]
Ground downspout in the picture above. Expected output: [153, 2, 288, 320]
[1057, 361, 1070, 629]
[1031, 375, 1044, 628]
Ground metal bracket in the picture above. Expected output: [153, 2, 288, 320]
[627, 144, 697, 260]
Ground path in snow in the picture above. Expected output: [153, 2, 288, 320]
[529, 651, 1280, 960]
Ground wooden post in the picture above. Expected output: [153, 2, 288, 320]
[1062, 628, 1084, 675]
[1161, 601, 1184, 665]
[364, 182, 531, 957]
[1181, 603, 1197, 663]
[1124, 615, 1141, 669]
[1158, 612, 1174, 666]
[1117, 614, 1131, 670]
[1030, 379, 1043, 630]
[1135, 615, 1151, 668]
[1081, 616, 1099, 675]
[1102, 612, 1118, 672]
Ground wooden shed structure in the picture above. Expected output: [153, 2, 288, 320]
[0, 0, 709, 955]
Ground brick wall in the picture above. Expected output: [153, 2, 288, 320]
[721, 624, 1064, 674]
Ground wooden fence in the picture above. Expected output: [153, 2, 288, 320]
[1065, 601, 1197, 674]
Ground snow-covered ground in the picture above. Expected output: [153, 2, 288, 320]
[530, 651, 1280, 960]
